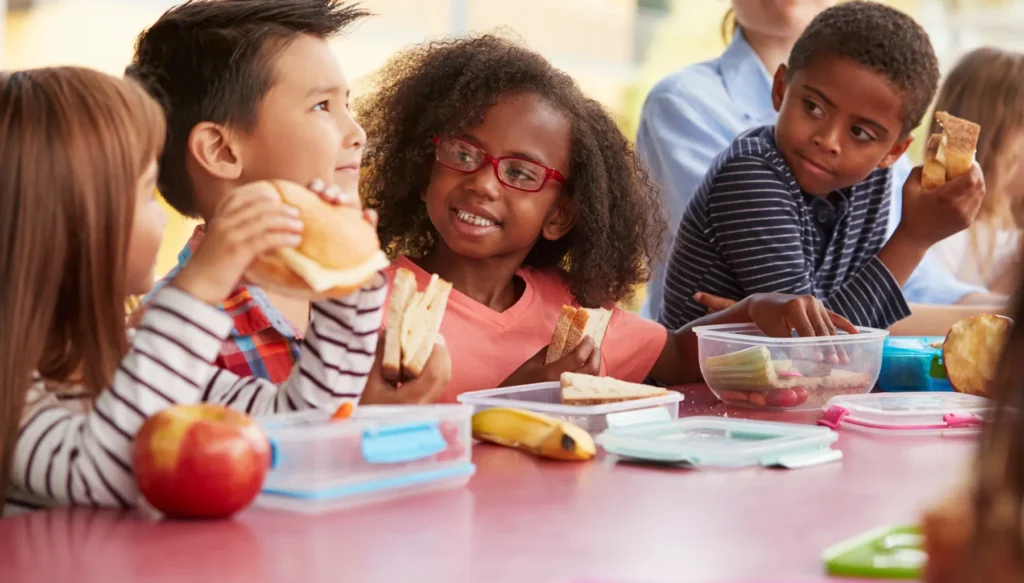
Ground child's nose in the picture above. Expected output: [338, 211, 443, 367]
[465, 161, 502, 200]
[338, 110, 366, 149]
[813, 124, 841, 154]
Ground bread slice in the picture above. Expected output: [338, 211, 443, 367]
[545, 306, 612, 364]
[400, 274, 453, 377]
[546, 306, 579, 364]
[561, 372, 668, 405]
[922, 111, 980, 189]
[382, 269, 416, 382]
[922, 134, 947, 190]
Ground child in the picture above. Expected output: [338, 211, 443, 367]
[127, 0, 449, 402]
[659, 1, 987, 332]
[928, 48, 1024, 296]
[357, 35, 855, 401]
[0, 67, 384, 515]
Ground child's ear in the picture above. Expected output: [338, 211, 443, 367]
[771, 65, 788, 113]
[541, 195, 575, 241]
[878, 135, 914, 169]
[188, 122, 242, 180]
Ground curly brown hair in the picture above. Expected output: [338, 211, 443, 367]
[357, 34, 665, 308]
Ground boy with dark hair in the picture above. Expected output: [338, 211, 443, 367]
[660, 1, 986, 332]
[128, 0, 450, 403]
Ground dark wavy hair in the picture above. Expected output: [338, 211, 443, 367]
[357, 34, 665, 308]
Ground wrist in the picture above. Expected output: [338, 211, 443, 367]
[172, 264, 229, 307]
[891, 224, 934, 256]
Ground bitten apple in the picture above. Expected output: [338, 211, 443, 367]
[943, 314, 1013, 397]
[132, 404, 271, 519]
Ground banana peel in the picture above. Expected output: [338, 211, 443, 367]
[471, 407, 596, 461]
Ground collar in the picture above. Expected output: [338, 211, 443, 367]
[175, 226, 300, 339]
[719, 29, 777, 125]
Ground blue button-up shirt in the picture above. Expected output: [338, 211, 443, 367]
[637, 31, 984, 320]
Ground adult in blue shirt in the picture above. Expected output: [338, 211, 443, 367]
[637, 0, 1004, 325]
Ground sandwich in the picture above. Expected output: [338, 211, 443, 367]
[244, 180, 391, 299]
[381, 268, 452, 381]
[922, 111, 981, 189]
[560, 372, 668, 406]
[545, 305, 612, 364]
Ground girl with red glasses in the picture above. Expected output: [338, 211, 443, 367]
[357, 35, 853, 401]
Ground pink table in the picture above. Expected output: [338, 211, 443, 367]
[0, 386, 974, 583]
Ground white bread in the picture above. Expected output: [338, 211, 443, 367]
[382, 269, 416, 382]
[922, 112, 980, 189]
[545, 306, 612, 364]
[560, 372, 668, 406]
[244, 180, 390, 299]
[382, 268, 452, 381]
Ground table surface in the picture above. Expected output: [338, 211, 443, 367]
[1, 386, 975, 583]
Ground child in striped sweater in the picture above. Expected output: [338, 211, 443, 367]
[0, 68, 384, 515]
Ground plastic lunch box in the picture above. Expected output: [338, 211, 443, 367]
[694, 324, 888, 412]
[254, 404, 475, 514]
[818, 392, 993, 436]
[457, 381, 684, 434]
[878, 336, 953, 392]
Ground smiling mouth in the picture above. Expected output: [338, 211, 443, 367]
[453, 208, 500, 228]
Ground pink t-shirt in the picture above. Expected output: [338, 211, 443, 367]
[383, 256, 668, 402]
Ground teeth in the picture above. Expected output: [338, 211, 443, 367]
[455, 209, 497, 227]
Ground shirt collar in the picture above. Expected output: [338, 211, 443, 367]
[175, 225, 300, 339]
[719, 29, 777, 124]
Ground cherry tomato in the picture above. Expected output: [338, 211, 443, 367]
[792, 388, 809, 406]
[766, 389, 798, 408]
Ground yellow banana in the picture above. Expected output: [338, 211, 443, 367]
[471, 407, 596, 461]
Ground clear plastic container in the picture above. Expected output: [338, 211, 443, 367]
[596, 417, 842, 469]
[253, 405, 475, 513]
[457, 381, 684, 434]
[695, 324, 888, 411]
[819, 392, 993, 436]
[878, 336, 953, 392]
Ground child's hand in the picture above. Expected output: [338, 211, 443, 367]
[500, 337, 601, 387]
[897, 164, 985, 248]
[694, 292, 738, 313]
[173, 181, 303, 305]
[746, 293, 857, 364]
[360, 332, 451, 404]
[307, 179, 377, 229]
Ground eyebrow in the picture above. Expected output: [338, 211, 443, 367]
[305, 84, 345, 98]
[804, 85, 891, 137]
[455, 133, 548, 166]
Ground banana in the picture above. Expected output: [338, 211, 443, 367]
[471, 407, 596, 461]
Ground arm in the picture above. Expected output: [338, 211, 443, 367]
[12, 281, 384, 509]
[705, 159, 910, 329]
[888, 302, 1010, 336]
[202, 275, 386, 414]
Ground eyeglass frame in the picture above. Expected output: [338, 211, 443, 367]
[431, 135, 567, 193]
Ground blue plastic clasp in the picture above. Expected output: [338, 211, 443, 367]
[360, 421, 447, 464]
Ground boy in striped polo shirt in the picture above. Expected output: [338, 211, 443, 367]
[660, 1, 986, 331]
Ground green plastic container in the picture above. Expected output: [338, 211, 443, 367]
[822, 525, 925, 579]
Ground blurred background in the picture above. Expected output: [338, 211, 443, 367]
[1, 0, 1021, 276]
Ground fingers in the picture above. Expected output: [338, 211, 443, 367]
[216, 181, 282, 217]
[827, 311, 858, 335]
[558, 337, 596, 373]
[694, 292, 738, 313]
[809, 302, 841, 364]
[579, 340, 601, 375]
[308, 179, 360, 208]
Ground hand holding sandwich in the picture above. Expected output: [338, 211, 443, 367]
[500, 336, 601, 388]
[360, 331, 452, 404]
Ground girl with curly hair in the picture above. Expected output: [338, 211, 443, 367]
[358, 35, 850, 400]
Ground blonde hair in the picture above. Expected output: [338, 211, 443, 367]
[930, 47, 1024, 280]
[0, 67, 165, 506]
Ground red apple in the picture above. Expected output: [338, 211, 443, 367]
[132, 404, 271, 519]
[942, 314, 1013, 397]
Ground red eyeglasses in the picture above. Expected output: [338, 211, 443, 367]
[432, 135, 566, 193]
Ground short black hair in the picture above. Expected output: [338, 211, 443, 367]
[357, 35, 666, 308]
[787, 1, 940, 134]
[126, 0, 370, 217]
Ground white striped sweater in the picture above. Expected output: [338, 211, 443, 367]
[6, 278, 386, 515]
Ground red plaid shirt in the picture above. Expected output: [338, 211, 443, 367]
[143, 226, 302, 383]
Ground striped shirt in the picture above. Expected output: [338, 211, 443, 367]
[659, 125, 911, 331]
[6, 279, 385, 515]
